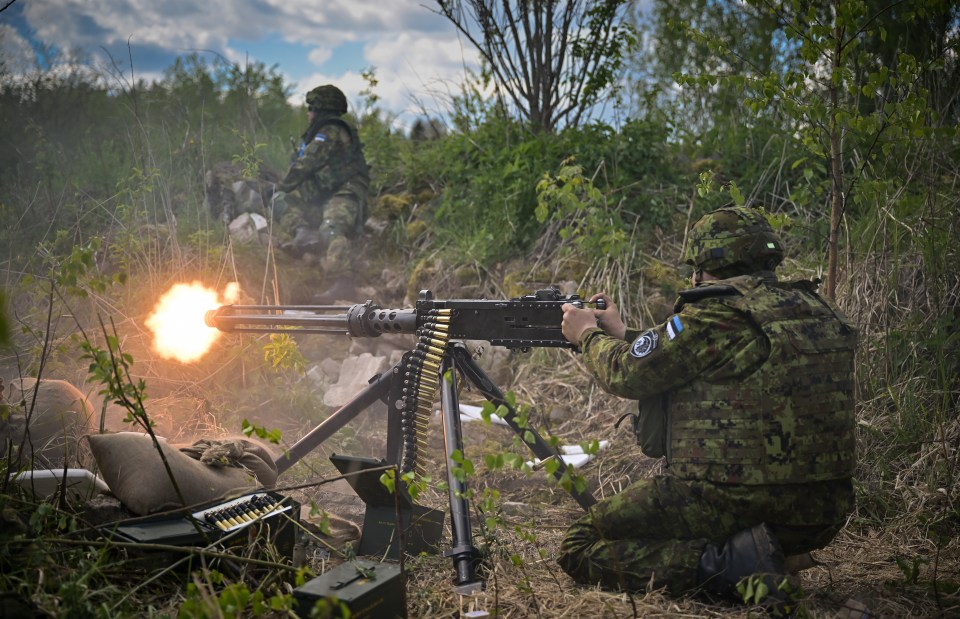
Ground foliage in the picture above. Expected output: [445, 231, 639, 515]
[663, 0, 957, 296]
[262, 333, 306, 376]
[178, 569, 301, 618]
[241, 419, 283, 445]
[535, 157, 628, 261]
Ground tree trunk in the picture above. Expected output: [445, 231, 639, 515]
[827, 3, 844, 300]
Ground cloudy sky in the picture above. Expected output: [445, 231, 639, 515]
[0, 0, 483, 128]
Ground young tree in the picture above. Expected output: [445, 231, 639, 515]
[663, 0, 954, 298]
[434, 0, 636, 133]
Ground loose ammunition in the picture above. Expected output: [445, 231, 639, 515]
[205, 512, 229, 530]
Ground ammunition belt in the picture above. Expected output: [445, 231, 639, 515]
[399, 309, 451, 475]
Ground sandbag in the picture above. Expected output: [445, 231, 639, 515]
[1, 377, 96, 470]
[178, 437, 279, 488]
[86, 432, 278, 515]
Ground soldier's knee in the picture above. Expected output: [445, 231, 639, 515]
[324, 195, 362, 234]
[318, 217, 352, 239]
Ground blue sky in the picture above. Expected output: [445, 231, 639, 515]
[0, 0, 483, 129]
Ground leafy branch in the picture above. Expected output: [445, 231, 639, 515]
[80, 317, 188, 508]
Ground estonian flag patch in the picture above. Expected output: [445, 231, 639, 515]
[666, 315, 684, 340]
[314, 133, 327, 142]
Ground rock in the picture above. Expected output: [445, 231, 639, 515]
[227, 212, 269, 245]
[323, 353, 388, 408]
[501, 501, 533, 517]
[306, 358, 342, 388]
[549, 406, 574, 424]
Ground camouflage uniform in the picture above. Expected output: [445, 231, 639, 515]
[276, 85, 370, 273]
[558, 208, 858, 596]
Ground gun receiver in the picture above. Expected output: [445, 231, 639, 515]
[205, 287, 604, 350]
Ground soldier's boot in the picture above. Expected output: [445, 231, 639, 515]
[280, 227, 323, 258]
[311, 276, 356, 305]
[697, 523, 798, 616]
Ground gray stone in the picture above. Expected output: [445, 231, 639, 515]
[323, 353, 388, 407]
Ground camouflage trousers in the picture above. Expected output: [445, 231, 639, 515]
[273, 190, 365, 271]
[558, 475, 854, 595]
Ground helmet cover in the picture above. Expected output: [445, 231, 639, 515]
[305, 85, 348, 115]
[684, 206, 784, 276]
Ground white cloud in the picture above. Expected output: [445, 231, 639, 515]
[307, 48, 334, 68]
[13, 0, 483, 128]
[360, 32, 483, 122]
[0, 25, 35, 74]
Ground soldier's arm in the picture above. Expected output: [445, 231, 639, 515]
[278, 124, 344, 192]
[578, 301, 764, 400]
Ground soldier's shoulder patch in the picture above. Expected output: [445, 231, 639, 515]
[630, 329, 659, 358]
[313, 133, 328, 142]
[666, 315, 684, 340]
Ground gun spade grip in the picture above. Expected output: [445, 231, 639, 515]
[571, 299, 607, 310]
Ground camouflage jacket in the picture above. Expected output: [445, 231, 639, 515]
[279, 117, 369, 205]
[580, 274, 857, 485]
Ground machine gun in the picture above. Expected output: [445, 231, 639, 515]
[206, 288, 603, 593]
[206, 287, 599, 349]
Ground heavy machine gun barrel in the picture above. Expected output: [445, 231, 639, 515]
[204, 288, 603, 349]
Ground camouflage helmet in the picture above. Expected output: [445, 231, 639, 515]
[684, 205, 784, 276]
[305, 85, 347, 115]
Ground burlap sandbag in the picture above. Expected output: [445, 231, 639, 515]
[1, 377, 96, 470]
[86, 432, 278, 515]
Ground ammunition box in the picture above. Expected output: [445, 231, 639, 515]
[294, 559, 405, 619]
[98, 491, 300, 565]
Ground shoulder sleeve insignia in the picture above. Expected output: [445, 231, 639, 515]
[630, 329, 659, 358]
[313, 133, 327, 142]
[666, 315, 684, 340]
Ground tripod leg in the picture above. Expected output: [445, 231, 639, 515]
[450, 345, 597, 510]
[275, 369, 394, 475]
[438, 354, 483, 593]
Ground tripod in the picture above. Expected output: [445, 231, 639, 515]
[273, 340, 597, 593]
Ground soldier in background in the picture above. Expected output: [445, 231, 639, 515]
[558, 206, 858, 613]
[274, 84, 370, 303]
